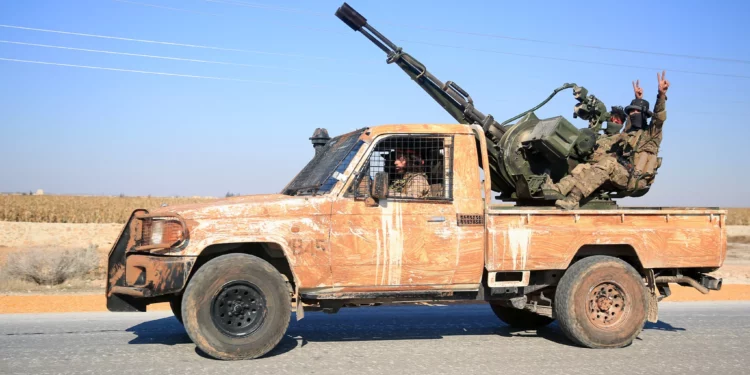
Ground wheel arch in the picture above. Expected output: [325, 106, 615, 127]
[187, 241, 299, 293]
[566, 244, 645, 274]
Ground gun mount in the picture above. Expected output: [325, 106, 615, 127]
[336, 3, 607, 203]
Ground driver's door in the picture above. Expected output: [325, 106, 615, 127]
[328, 133, 484, 289]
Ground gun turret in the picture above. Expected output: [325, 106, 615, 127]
[336, 3, 605, 203]
[336, 3, 504, 138]
[335, 3, 514, 193]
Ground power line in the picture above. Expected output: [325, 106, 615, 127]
[0, 57, 325, 86]
[204, 0, 327, 17]
[113, 0, 225, 16]
[111, 1, 749, 79]
[113, 0, 348, 35]
[0, 24, 336, 60]
[0, 40, 363, 76]
[389, 23, 750, 65]
[3, 22, 743, 80]
[402, 40, 750, 80]
[206, 0, 750, 65]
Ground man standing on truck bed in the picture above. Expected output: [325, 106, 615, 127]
[622, 71, 670, 190]
[548, 71, 670, 209]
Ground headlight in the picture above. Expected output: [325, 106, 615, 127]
[150, 220, 164, 245]
[133, 213, 187, 252]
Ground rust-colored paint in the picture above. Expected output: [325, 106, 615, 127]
[124, 254, 194, 295]
[164, 194, 335, 288]
[486, 208, 726, 271]
[107, 264, 125, 297]
[108, 123, 726, 299]
[328, 132, 484, 288]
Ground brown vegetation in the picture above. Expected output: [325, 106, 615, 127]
[3, 245, 101, 286]
[0, 195, 214, 224]
[728, 208, 750, 226]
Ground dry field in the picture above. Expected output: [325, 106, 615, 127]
[0, 195, 750, 225]
[0, 195, 215, 224]
[1, 195, 748, 224]
[728, 208, 750, 225]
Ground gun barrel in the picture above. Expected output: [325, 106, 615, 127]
[335, 3, 506, 139]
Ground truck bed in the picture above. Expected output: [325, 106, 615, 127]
[485, 206, 727, 271]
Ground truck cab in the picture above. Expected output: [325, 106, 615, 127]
[106, 124, 726, 360]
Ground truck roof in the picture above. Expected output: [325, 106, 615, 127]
[365, 124, 474, 137]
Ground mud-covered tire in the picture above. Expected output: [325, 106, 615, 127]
[169, 295, 183, 324]
[181, 254, 291, 360]
[490, 304, 554, 329]
[555, 255, 647, 348]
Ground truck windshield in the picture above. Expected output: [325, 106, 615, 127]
[283, 128, 366, 196]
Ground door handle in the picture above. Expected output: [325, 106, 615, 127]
[427, 216, 445, 223]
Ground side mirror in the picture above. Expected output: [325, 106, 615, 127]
[371, 172, 389, 200]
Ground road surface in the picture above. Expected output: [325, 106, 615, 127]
[1, 302, 748, 374]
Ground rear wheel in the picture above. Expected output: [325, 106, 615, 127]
[182, 254, 291, 360]
[555, 256, 647, 348]
[490, 304, 554, 329]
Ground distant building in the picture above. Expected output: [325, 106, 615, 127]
[34, 189, 44, 196]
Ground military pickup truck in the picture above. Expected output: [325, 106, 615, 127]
[106, 124, 726, 360]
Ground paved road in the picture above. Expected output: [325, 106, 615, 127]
[1, 302, 749, 375]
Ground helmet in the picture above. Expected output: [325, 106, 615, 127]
[625, 98, 653, 118]
[609, 106, 627, 123]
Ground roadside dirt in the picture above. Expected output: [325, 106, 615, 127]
[0, 295, 170, 314]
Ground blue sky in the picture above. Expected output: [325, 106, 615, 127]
[1, 0, 748, 207]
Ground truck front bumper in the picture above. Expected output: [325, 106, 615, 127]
[106, 211, 195, 312]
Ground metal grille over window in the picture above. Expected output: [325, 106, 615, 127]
[350, 136, 453, 200]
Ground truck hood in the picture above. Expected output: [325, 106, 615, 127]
[149, 194, 331, 222]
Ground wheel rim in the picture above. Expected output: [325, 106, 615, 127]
[586, 281, 629, 329]
[210, 281, 267, 337]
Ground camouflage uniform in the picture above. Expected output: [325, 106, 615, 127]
[389, 172, 430, 198]
[621, 93, 667, 190]
[550, 93, 667, 209]
[546, 133, 627, 197]
[565, 156, 630, 196]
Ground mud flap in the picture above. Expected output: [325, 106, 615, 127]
[108, 293, 147, 312]
[295, 285, 305, 321]
[646, 269, 658, 323]
[647, 292, 659, 323]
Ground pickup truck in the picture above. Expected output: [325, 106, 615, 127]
[106, 124, 726, 360]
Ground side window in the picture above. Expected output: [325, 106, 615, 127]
[347, 135, 453, 201]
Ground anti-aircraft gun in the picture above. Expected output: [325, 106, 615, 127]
[335, 3, 621, 205]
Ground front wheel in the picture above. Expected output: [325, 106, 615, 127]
[555, 256, 648, 348]
[490, 304, 554, 329]
[181, 254, 291, 360]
